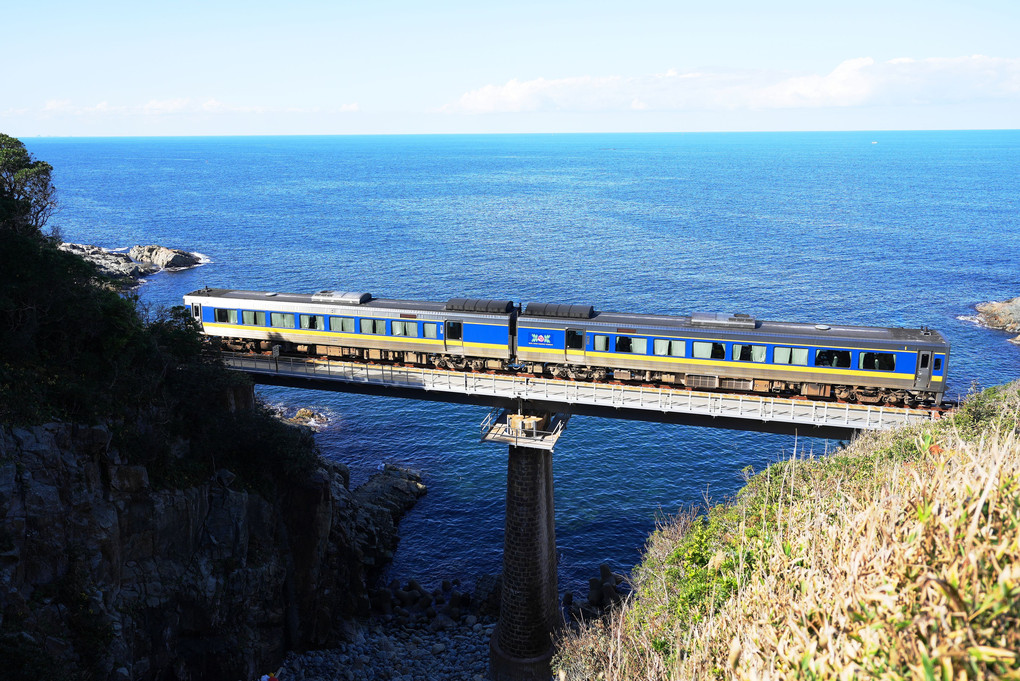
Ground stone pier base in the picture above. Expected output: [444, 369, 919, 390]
[490, 444, 558, 681]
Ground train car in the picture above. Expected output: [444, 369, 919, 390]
[517, 306, 949, 405]
[182, 288, 516, 370]
[183, 287, 950, 406]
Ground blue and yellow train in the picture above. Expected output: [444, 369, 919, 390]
[183, 287, 950, 406]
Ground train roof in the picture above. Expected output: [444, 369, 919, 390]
[581, 309, 948, 347]
[184, 287, 451, 312]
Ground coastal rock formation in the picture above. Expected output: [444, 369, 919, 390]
[58, 243, 159, 279]
[58, 242, 203, 283]
[278, 407, 330, 430]
[129, 244, 202, 270]
[976, 296, 1020, 343]
[0, 422, 425, 680]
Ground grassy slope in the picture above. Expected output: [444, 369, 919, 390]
[554, 384, 1020, 680]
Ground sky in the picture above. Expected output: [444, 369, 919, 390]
[3, 0, 1019, 136]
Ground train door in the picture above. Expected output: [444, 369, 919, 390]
[445, 320, 464, 355]
[916, 351, 933, 389]
[565, 328, 586, 365]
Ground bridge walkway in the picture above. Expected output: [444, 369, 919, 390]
[223, 352, 941, 439]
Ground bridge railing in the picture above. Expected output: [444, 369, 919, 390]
[222, 352, 939, 432]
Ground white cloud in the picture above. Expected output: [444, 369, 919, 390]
[444, 56, 1020, 114]
[143, 98, 191, 115]
[43, 99, 73, 112]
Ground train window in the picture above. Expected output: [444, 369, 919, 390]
[652, 339, 686, 357]
[300, 314, 325, 330]
[392, 321, 419, 337]
[214, 308, 238, 324]
[934, 357, 942, 371]
[241, 310, 266, 326]
[614, 336, 647, 354]
[270, 312, 295, 329]
[191, 304, 201, 319]
[774, 347, 809, 365]
[920, 354, 930, 369]
[331, 316, 355, 333]
[424, 323, 439, 339]
[360, 319, 386, 334]
[566, 330, 584, 350]
[733, 344, 767, 362]
[594, 334, 609, 352]
[446, 321, 462, 340]
[692, 341, 726, 360]
[859, 352, 896, 371]
[815, 349, 851, 368]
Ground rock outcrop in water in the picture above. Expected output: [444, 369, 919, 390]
[129, 244, 202, 270]
[0, 422, 425, 680]
[58, 243, 159, 279]
[57, 242, 202, 283]
[976, 296, 1020, 344]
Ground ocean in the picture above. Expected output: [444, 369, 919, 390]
[27, 131, 1020, 597]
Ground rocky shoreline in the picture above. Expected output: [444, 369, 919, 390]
[274, 560, 629, 681]
[57, 242, 204, 283]
[975, 296, 1020, 344]
[277, 594, 498, 681]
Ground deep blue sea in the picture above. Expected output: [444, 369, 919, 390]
[26, 131, 1020, 598]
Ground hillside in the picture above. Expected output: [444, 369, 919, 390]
[0, 162, 430, 679]
[554, 383, 1020, 680]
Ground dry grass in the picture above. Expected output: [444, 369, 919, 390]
[553, 383, 1020, 680]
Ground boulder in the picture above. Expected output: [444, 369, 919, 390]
[129, 244, 202, 269]
[473, 573, 503, 616]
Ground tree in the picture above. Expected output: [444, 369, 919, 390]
[0, 133, 56, 236]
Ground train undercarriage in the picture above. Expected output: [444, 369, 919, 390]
[216, 337, 940, 408]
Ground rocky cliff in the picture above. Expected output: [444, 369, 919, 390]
[0, 422, 425, 681]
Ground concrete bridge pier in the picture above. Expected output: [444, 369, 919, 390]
[489, 443, 559, 681]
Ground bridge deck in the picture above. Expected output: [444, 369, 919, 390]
[223, 352, 942, 438]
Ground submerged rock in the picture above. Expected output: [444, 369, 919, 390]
[282, 407, 329, 430]
[129, 244, 202, 269]
[976, 296, 1020, 344]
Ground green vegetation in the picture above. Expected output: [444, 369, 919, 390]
[554, 385, 1020, 680]
[0, 133, 317, 489]
[0, 134, 56, 237]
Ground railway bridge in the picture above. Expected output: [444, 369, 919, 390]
[223, 351, 943, 681]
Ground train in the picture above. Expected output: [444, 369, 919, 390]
[182, 287, 950, 406]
